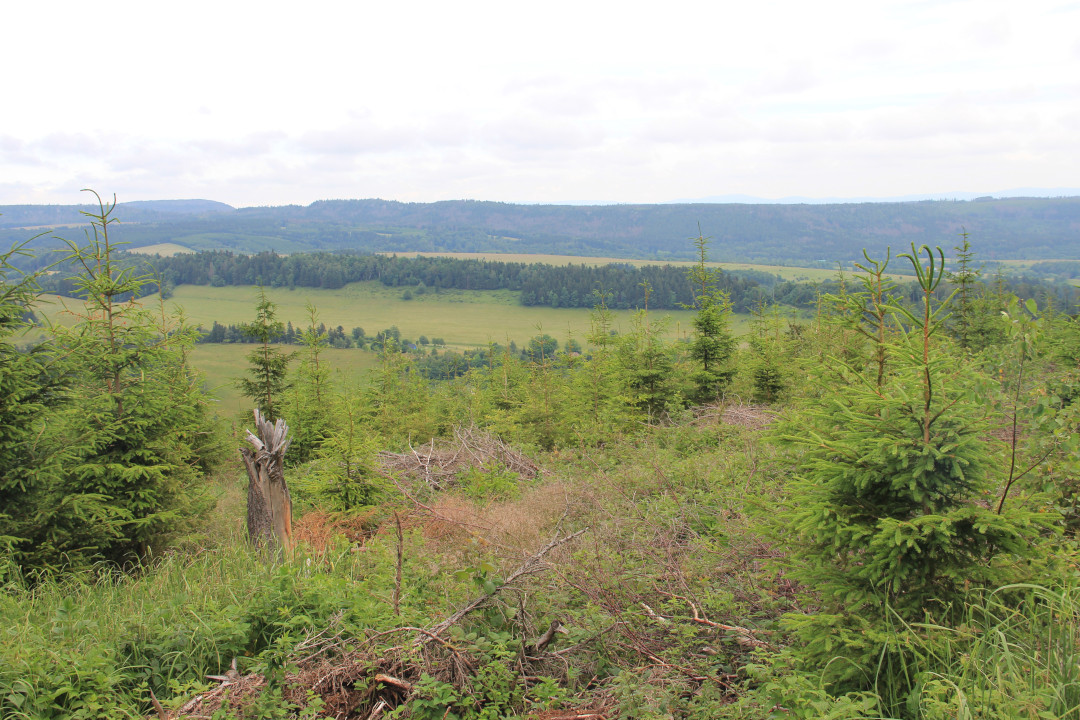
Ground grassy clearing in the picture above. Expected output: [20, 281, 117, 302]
[167, 232, 315, 253]
[190, 344, 380, 418]
[156, 283, 717, 348]
[0, 419, 785, 719]
[126, 242, 194, 256]
[8, 415, 1069, 718]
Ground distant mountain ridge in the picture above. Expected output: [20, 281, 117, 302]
[668, 188, 1080, 204]
[116, 199, 235, 215]
[0, 199, 234, 229]
[3, 196, 1079, 264]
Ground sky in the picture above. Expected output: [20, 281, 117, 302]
[2, 0, 1079, 207]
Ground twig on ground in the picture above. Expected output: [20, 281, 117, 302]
[420, 527, 589, 645]
[652, 590, 771, 648]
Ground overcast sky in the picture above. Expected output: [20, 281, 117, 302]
[2, 0, 1078, 207]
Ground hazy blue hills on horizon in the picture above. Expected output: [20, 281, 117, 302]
[666, 187, 1080, 204]
[0, 199, 235, 229]
[3, 195, 1080, 264]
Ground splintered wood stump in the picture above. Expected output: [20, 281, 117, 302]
[239, 409, 293, 553]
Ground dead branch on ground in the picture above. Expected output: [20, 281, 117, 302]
[420, 526, 589, 645]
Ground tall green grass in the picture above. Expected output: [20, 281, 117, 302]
[910, 582, 1080, 719]
[762, 578, 1080, 720]
[0, 523, 396, 719]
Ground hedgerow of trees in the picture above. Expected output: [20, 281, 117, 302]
[39, 246, 1078, 323]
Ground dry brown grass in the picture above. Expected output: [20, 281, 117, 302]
[421, 481, 574, 563]
[293, 509, 382, 553]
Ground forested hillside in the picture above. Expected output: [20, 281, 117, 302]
[5, 195, 1080, 264]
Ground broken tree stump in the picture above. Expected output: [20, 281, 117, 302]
[239, 408, 293, 553]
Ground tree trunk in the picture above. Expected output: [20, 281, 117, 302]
[239, 408, 293, 553]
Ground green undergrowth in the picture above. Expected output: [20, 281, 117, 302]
[0, 420, 789, 719]
[750, 575, 1080, 719]
[0, 538, 398, 719]
[3, 417, 1078, 719]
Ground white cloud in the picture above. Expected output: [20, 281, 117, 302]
[1, 0, 1078, 206]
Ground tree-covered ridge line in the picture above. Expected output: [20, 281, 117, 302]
[5, 194, 1080, 263]
[0, 199, 235, 228]
[38, 248, 1075, 315]
[40, 250, 775, 311]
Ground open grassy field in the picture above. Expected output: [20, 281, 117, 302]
[155, 282, 719, 348]
[992, 258, 1068, 268]
[386, 250, 913, 283]
[127, 242, 195, 256]
[35, 282, 752, 415]
[190, 343, 379, 418]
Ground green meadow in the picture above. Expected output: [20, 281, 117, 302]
[37, 281, 755, 415]
[126, 242, 195, 256]
[158, 282, 715, 347]
[189, 343, 379, 418]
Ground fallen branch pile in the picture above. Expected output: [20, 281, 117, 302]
[379, 425, 541, 491]
[694, 401, 776, 430]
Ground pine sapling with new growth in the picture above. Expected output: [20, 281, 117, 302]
[0, 239, 73, 571]
[748, 302, 788, 403]
[237, 288, 293, 422]
[618, 282, 677, 418]
[288, 301, 334, 465]
[685, 230, 736, 405]
[774, 243, 1055, 705]
[825, 249, 898, 389]
[946, 230, 980, 351]
[49, 191, 217, 566]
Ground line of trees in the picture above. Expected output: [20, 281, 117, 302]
[38, 251, 772, 311]
[37, 248, 1077, 316]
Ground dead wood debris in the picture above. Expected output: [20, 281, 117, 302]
[378, 425, 542, 491]
[645, 590, 771, 649]
[695, 402, 776, 430]
[422, 526, 589, 644]
[157, 648, 420, 720]
[157, 528, 591, 720]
